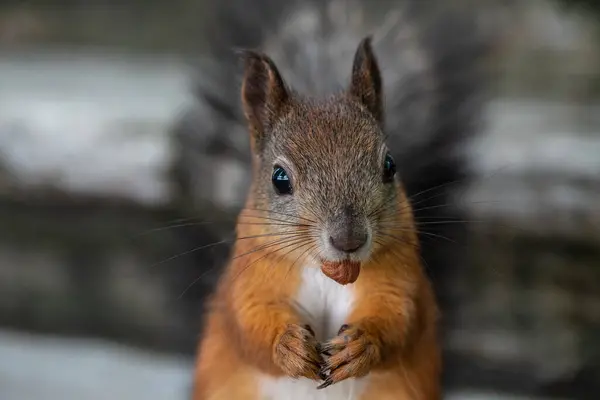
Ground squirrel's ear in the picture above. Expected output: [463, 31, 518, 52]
[240, 50, 289, 141]
[348, 37, 383, 124]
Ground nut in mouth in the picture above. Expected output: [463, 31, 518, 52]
[320, 259, 361, 285]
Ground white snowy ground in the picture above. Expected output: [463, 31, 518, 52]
[0, 329, 554, 400]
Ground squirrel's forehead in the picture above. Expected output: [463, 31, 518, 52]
[274, 134, 381, 174]
[281, 99, 379, 131]
[274, 129, 380, 161]
[269, 100, 384, 166]
[275, 114, 382, 148]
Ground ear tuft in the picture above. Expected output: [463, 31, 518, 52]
[348, 37, 383, 124]
[240, 50, 289, 141]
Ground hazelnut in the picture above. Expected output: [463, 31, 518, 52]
[321, 260, 361, 285]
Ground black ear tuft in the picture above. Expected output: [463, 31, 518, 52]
[240, 50, 289, 141]
[348, 37, 383, 124]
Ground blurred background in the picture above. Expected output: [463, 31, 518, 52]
[0, 0, 599, 399]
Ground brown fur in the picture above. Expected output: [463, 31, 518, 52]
[193, 37, 441, 399]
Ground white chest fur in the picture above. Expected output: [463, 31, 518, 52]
[258, 266, 369, 400]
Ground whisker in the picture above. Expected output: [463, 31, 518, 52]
[403, 164, 512, 208]
[242, 207, 317, 224]
[367, 197, 398, 219]
[415, 220, 486, 226]
[372, 199, 504, 224]
[136, 206, 318, 239]
[380, 228, 457, 244]
[411, 215, 474, 221]
[371, 242, 414, 274]
[231, 238, 314, 283]
[134, 220, 227, 237]
[386, 241, 432, 275]
[297, 203, 324, 225]
[178, 235, 314, 300]
[375, 232, 421, 252]
[406, 178, 467, 205]
[289, 242, 318, 271]
[380, 228, 503, 279]
[239, 212, 313, 227]
[379, 219, 529, 234]
[150, 237, 234, 268]
[237, 221, 312, 227]
[177, 267, 216, 300]
[175, 237, 310, 300]
[151, 229, 316, 269]
[264, 239, 315, 286]
[236, 231, 314, 241]
[231, 235, 316, 261]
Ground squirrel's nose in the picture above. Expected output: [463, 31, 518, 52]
[329, 232, 367, 253]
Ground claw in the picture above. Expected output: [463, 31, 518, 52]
[320, 343, 333, 353]
[317, 342, 332, 357]
[318, 368, 328, 380]
[317, 377, 333, 390]
[320, 342, 335, 353]
[327, 359, 348, 373]
[304, 324, 315, 336]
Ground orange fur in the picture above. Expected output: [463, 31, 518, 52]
[193, 189, 441, 399]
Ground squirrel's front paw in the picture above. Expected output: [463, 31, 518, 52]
[273, 324, 323, 380]
[318, 324, 381, 389]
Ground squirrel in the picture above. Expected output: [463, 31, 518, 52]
[193, 36, 441, 399]
[185, 1, 491, 399]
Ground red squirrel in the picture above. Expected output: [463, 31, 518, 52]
[192, 37, 441, 400]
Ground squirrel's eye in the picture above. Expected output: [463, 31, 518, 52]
[272, 166, 293, 195]
[383, 152, 396, 183]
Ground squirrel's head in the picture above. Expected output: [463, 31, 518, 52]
[239, 37, 413, 284]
